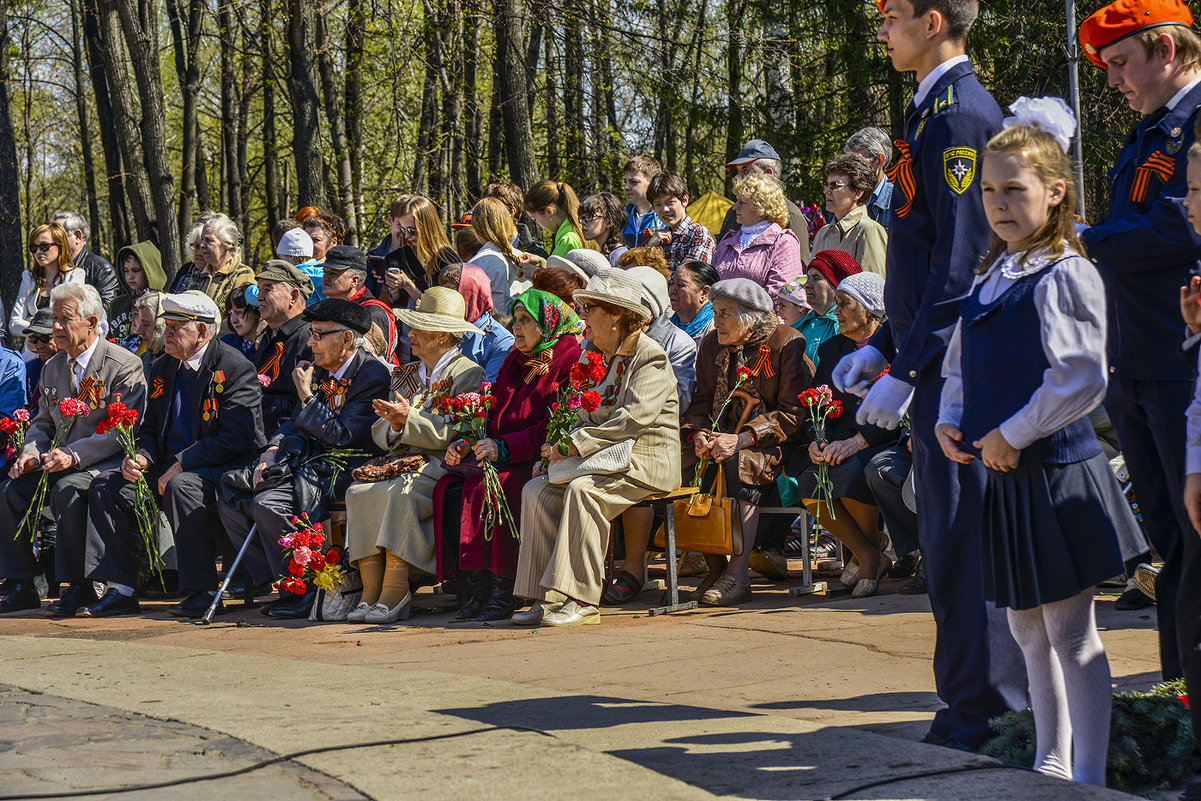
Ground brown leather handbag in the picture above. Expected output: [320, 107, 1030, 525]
[653, 463, 743, 556]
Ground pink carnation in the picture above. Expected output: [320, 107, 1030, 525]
[291, 546, 313, 566]
[277, 536, 294, 548]
[12, 409, 29, 423]
[257, 374, 272, 388]
[58, 398, 90, 417]
[567, 395, 582, 410]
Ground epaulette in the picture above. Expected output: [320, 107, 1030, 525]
[932, 85, 956, 115]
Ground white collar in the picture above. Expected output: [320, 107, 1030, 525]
[182, 340, 211, 372]
[914, 54, 969, 107]
[984, 245, 1074, 280]
[418, 348, 457, 387]
[1167, 74, 1201, 111]
[69, 336, 101, 372]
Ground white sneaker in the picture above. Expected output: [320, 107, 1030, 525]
[346, 601, 372, 623]
[364, 593, 412, 624]
[541, 600, 600, 626]
[510, 601, 563, 626]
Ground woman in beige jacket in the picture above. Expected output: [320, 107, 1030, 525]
[514, 268, 681, 627]
[811, 153, 887, 277]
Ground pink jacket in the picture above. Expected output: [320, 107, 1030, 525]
[711, 224, 804, 300]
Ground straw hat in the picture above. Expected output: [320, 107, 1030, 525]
[573, 267, 653, 324]
[394, 287, 484, 335]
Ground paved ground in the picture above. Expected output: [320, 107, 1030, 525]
[0, 565, 1169, 800]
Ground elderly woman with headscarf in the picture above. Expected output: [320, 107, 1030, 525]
[343, 288, 486, 624]
[781, 271, 897, 597]
[433, 289, 584, 621]
[437, 261, 515, 382]
[513, 268, 681, 627]
[679, 278, 813, 606]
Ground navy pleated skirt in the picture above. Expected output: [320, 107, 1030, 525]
[982, 452, 1142, 611]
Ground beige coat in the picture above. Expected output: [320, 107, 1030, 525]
[811, 204, 888, 277]
[344, 351, 485, 569]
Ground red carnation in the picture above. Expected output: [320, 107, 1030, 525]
[736, 366, 754, 381]
[828, 400, 843, 419]
[585, 350, 603, 365]
[325, 549, 340, 565]
[580, 390, 601, 412]
[288, 560, 305, 577]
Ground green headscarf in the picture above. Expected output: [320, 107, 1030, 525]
[510, 288, 584, 355]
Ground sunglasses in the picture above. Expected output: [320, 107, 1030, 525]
[28, 243, 56, 254]
[26, 334, 51, 345]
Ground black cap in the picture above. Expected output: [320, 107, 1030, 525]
[302, 298, 372, 334]
[323, 245, 369, 274]
[22, 309, 52, 337]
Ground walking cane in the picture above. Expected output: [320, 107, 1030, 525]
[196, 522, 257, 625]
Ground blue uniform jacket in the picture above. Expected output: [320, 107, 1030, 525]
[1080, 82, 1201, 382]
[871, 60, 1002, 384]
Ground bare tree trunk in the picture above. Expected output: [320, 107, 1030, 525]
[684, 0, 707, 192]
[284, 0, 328, 208]
[79, 0, 129, 250]
[543, 30, 559, 179]
[563, 17, 584, 186]
[412, 10, 438, 195]
[463, 4, 482, 199]
[261, 0, 282, 227]
[439, 3, 464, 220]
[495, 0, 537, 189]
[114, 0, 182, 279]
[237, 14, 253, 236]
[486, 52, 504, 179]
[194, 133, 210, 213]
[345, 0, 365, 242]
[69, 0, 102, 252]
[165, 0, 201, 243]
[316, 12, 356, 237]
[524, 15, 541, 121]
[724, 0, 744, 197]
[594, 0, 620, 188]
[0, 0, 24, 309]
[218, 0, 243, 228]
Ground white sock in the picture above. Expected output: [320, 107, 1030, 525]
[106, 582, 134, 598]
[1007, 589, 1111, 786]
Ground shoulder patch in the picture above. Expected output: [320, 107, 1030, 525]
[943, 147, 977, 194]
[932, 85, 956, 115]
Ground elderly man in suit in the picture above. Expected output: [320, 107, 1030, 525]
[255, 260, 314, 432]
[79, 292, 266, 617]
[0, 283, 146, 614]
[219, 298, 390, 619]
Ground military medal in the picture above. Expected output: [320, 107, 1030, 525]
[213, 370, 225, 393]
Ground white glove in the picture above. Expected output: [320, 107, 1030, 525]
[856, 374, 914, 430]
[832, 345, 889, 397]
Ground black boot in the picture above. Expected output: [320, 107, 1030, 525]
[477, 576, 515, 622]
[454, 571, 493, 621]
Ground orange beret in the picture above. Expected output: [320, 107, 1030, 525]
[1079, 0, 1194, 67]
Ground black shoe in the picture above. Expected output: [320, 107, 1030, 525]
[1179, 775, 1201, 801]
[46, 583, 100, 618]
[264, 589, 316, 619]
[889, 553, 920, 580]
[169, 590, 223, 619]
[1114, 586, 1155, 610]
[454, 571, 494, 621]
[899, 569, 927, 596]
[476, 578, 515, 622]
[0, 582, 40, 613]
[221, 578, 274, 601]
[77, 588, 140, 618]
[921, 731, 978, 753]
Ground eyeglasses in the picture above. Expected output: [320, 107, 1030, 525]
[580, 214, 598, 224]
[26, 335, 50, 345]
[28, 243, 56, 254]
[824, 182, 849, 191]
[309, 327, 349, 341]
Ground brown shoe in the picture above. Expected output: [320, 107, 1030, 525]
[677, 551, 709, 578]
[749, 548, 789, 581]
[701, 575, 751, 606]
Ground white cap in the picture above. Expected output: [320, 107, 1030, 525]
[277, 228, 314, 259]
[159, 290, 220, 324]
[547, 249, 609, 281]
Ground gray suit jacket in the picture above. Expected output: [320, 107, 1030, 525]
[23, 337, 148, 470]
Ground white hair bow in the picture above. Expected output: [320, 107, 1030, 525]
[1002, 96, 1076, 153]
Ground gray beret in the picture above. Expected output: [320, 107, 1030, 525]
[709, 278, 773, 315]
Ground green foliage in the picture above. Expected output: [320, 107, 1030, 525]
[982, 679, 1200, 796]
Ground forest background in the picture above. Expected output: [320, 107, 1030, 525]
[0, 0, 1133, 302]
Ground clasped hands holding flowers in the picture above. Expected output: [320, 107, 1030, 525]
[808, 433, 869, 466]
[693, 429, 754, 464]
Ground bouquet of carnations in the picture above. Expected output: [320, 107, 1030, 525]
[798, 384, 843, 519]
[277, 513, 344, 595]
[15, 397, 91, 541]
[0, 408, 30, 454]
[95, 394, 164, 581]
[541, 350, 606, 471]
[691, 365, 754, 487]
[439, 384, 518, 540]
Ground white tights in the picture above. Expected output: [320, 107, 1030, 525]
[1006, 589, 1111, 786]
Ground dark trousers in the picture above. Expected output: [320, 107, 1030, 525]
[217, 484, 301, 589]
[0, 466, 96, 581]
[1105, 378, 1192, 680]
[910, 365, 1027, 747]
[865, 445, 920, 557]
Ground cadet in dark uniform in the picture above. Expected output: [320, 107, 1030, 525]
[834, 0, 1027, 750]
[1078, 2, 1201, 797]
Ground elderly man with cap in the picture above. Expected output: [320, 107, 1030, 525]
[218, 298, 390, 620]
[78, 292, 265, 618]
[717, 139, 811, 262]
[0, 283, 145, 615]
[321, 244, 399, 364]
[1078, 0, 1201, 788]
[254, 259, 315, 431]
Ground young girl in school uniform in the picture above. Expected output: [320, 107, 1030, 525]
[935, 97, 1142, 787]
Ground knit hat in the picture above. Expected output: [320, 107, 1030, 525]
[1079, 0, 1193, 68]
[808, 249, 863, 287]
[573, 267, 653, 323]
[276, 228, 314, 259]
[709, 278, 774, 315]
[627, 266, 670, 319]
[777, 276, 812, 310]
[836, 271, 886, 319]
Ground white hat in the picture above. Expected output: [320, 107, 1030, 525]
[160, 291, 220, 325]
[277, 228, 314, 259]
[836, 272, 886, 319]
[573, 268, 653, 324]
[547, 249, 609, 281]
[627, 266, 670, 320]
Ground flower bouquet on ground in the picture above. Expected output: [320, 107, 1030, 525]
[440, 383, 518, 540]
[95, 395, 164, 582]
[277, 513, 344, 595]
[15, 397, 91, 542]
[0, 408, 31, 457]
[542, 351, 606, 472]
[798, 385, 843, 520]
[690, 366, 754, 488]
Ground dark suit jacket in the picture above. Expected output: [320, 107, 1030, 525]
[255, 314, 312, 433]
[140, 339, 266, 475]
[270, 350, 389, 454]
